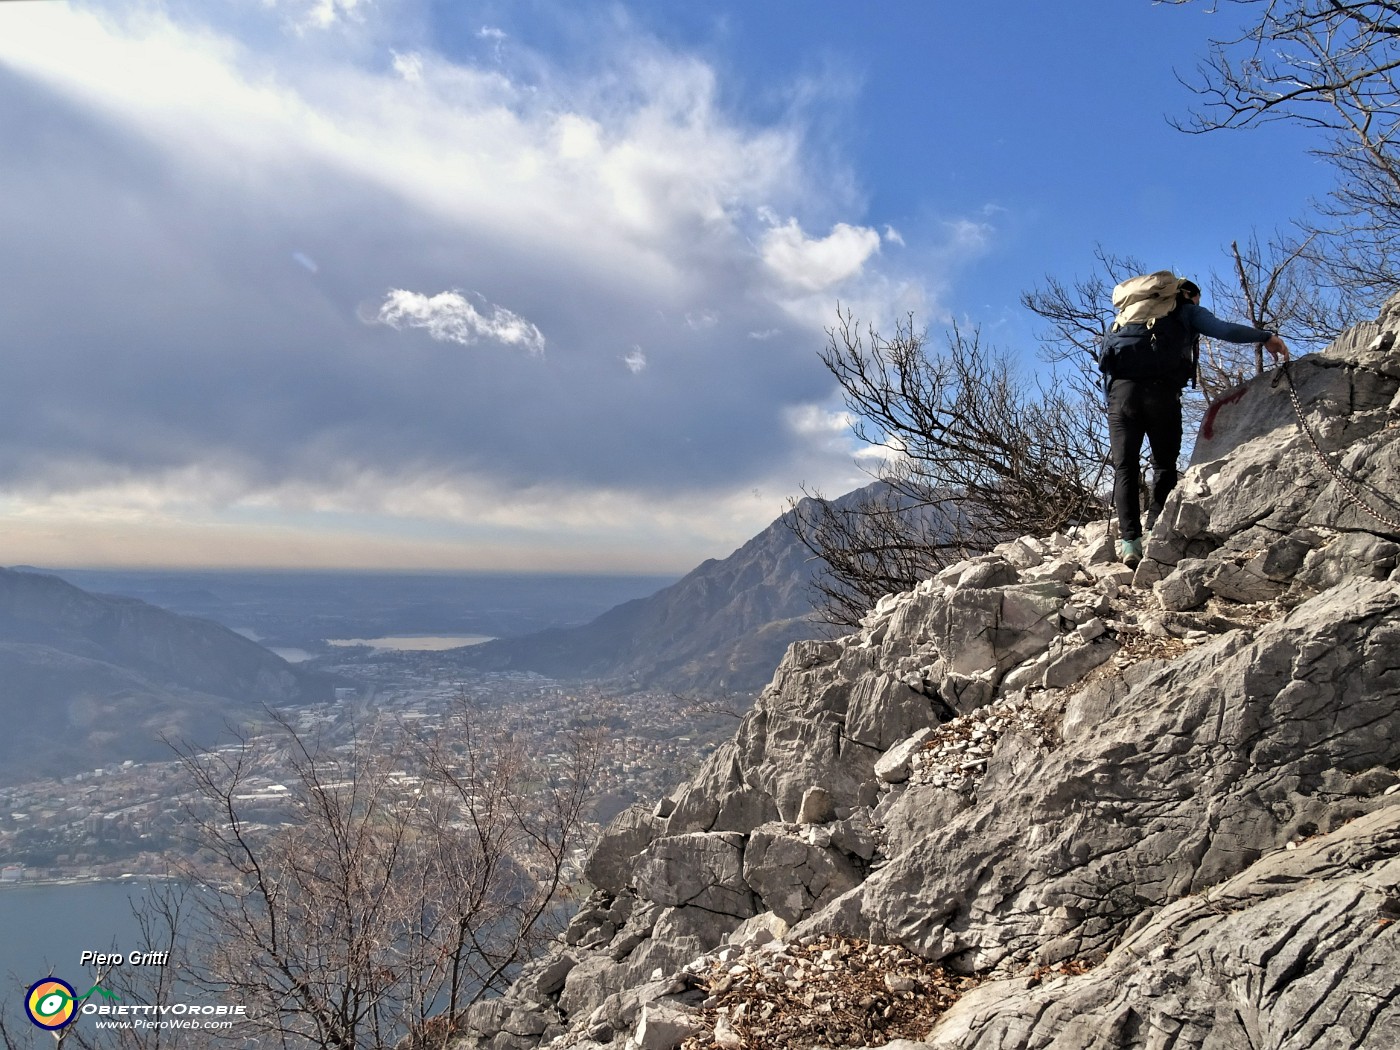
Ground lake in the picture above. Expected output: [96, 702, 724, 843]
[0, 880, 154, 1012]
[325, 634, 496, 652]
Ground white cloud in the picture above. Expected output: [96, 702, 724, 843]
[554, 113, 604, 160]
[784, 404, 853, 437]
[477, 25, 506, 63]
[261, 0, 368, 32]
[304, 0, 367, 30]
[944, 217, 993, 253]
[375, 290, 546, 355]
[0, 0, 977, 570]
[760, 218, 882, 292]
[391, 50, 424, 82]
[0, 4, 798, 298]
[0, 467, 793, 572]
[883, 224, 905, 246]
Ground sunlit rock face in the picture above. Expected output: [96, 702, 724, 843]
[444, 296, 1400, 1050]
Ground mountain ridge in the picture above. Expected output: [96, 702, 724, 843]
[452, 499, 830, 691]
[0, 567, 334, 782]
[452, 484, 949, 693]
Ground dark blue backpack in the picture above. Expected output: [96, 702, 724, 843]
[1099, 304, 1198, 389]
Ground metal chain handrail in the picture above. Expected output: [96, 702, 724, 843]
[1273, 358, 1400, 534]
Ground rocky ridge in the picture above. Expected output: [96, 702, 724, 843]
[447, 300, 1400, 1050]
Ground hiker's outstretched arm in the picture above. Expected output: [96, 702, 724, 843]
[1181, 302, 1279, 346]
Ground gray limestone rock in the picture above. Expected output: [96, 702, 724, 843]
[567, 976, 680, 1050]
[513, 952, 579, 1002]
[996, 537, 1046, 570]
[1318, 289, 1400, 375]
[633, 1002, 702, 1050]
[558, 954, 627, 1022]
[920, 805, 1400, 1050]
[456, 996, 560, 1050]
[811, 579, 1400, 973]
[1205, 555, 1287, 604]
[742, 822, 862, 924]
[621, 906, 735, 986]
[1080, 522, 1118, 566]
[846, 673, 937, 750]
[603, 896, 661, 962]
[666, 744, 780, 835]
[725, 910, 789, 948]
[1041, 636, 1118, 690]
[797, 785, 836, 824]
[954, 557, 1020, 590]
[630, 832, 756, 919]
[563, 893, 617, 947]
[1192, 356, 1395, 470]
[998, 651, 1055, 693]
[830, 813, 880, 861]
[1154, 558, 1212, 611]
[1023, 557, 1079, 584]
[874, 728, 936, 783]
[585, 806, 664, 895]
[1295, 532, 1400, 593]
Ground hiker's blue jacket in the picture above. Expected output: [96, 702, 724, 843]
[1180, 302, 1274, 344]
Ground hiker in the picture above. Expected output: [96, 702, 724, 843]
[1100, 272, 1290, 568]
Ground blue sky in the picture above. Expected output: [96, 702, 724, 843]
[0, 0, 1332, 573]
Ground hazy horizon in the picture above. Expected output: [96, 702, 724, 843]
[13, 562, 688, 580]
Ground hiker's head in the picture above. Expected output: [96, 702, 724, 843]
[1177, 278, 1202, 304]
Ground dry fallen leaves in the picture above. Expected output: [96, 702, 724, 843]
[679, 935, 980, 1050]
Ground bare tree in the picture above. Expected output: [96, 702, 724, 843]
[1022, 236, 1342, 406]
[1199, 231, 1356, 392]
[788, 311, 1109, 627]
[143, 704, 601, 1050]
[787, 482, 959, 630]
[1021, 246, 1147, 371]
[409, 707, 600, 1027]
[1164, 0, 1400, 308]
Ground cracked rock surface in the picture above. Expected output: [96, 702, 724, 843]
[444, 297, 1400, 1050]
[921, 806, 1400, 1050]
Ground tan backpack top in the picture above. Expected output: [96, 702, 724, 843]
[1111, 270, 1183, 329]
[1100, 270, 1199, 388]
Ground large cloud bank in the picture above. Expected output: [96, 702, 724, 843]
[0, 0, 982, 568]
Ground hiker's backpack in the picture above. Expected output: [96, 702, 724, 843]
[1099, 271, 1199, 388]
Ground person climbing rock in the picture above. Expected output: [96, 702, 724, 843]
[1099, 272, 1290, 568]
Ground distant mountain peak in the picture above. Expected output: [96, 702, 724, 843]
[454, 498, 841, 691]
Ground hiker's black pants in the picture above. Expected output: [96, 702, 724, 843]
[1107, 378, 1182, 542]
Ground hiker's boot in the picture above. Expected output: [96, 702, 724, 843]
[1117, 537, 1143, 569]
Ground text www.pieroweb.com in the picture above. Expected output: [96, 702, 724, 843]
[85, 1003, 246, 1031]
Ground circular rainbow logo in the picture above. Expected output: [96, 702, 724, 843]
[25, 978, 78, 1030]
